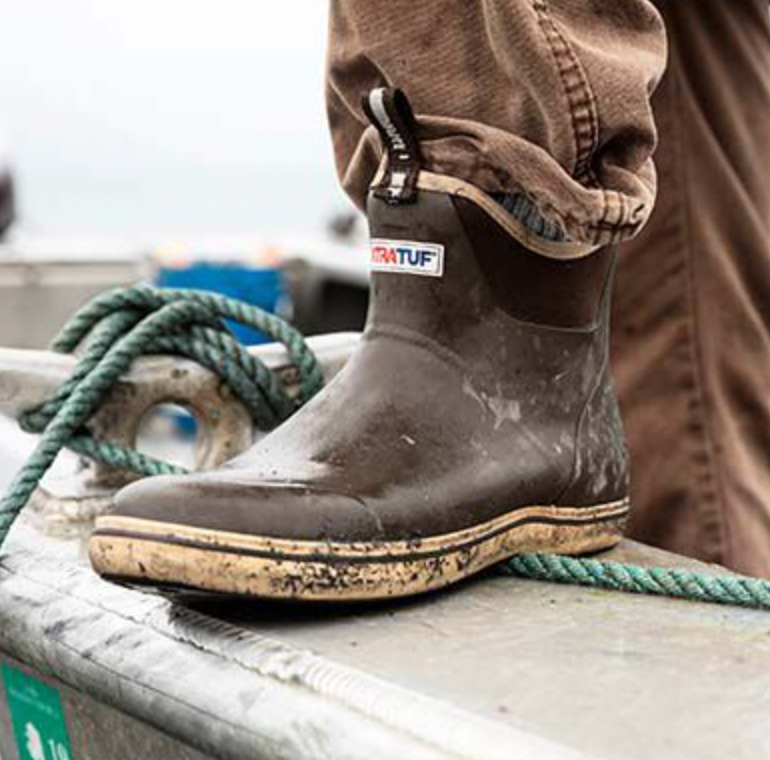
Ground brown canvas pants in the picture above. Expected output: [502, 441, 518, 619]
[326, 0, 770, 575]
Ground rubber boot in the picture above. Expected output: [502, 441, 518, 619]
[90, 91, 630, 602]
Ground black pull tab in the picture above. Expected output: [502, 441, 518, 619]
[362, 87, 422, 205]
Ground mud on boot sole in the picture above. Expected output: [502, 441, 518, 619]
[90, 499, 630, 602]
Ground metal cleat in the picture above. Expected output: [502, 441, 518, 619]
[0, 332, 360, 536]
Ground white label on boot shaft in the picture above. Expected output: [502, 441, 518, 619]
[370, 239, 444, 278]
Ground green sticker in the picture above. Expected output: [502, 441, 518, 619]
[1, 664, 74, 760]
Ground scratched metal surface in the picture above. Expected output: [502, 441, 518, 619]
[1, 516, 769, 760]
[213, 541, 770, 760]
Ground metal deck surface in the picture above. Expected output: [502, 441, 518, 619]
[0, 510, 768, 760]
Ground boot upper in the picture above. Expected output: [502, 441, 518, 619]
[108, 185, 629, 544]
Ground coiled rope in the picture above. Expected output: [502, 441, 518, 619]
[1, 285, 769, 612]
[0, 285, 323, 543]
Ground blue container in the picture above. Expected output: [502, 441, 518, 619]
[155, 260, 290, 345]
[154, 258, 291, 437]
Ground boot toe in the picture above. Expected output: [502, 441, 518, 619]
[97, 471, 386, 544]
[89, 473, 392, 594]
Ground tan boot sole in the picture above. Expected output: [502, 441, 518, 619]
[90, 499, 629, 602]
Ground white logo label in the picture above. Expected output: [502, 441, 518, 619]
[370, 238, 444, 278]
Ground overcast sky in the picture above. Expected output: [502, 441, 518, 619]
[0, 0, 349, 237]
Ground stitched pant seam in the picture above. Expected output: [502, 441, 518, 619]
[531, 0, 600, 184]
[670, 51, 730, 563]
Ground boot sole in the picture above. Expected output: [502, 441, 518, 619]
[90, 499, 629, 602]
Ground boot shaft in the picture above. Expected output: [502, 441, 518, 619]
[367, 186, 616, 333]
[364, 178, 629, 509]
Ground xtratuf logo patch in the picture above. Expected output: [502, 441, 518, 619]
[370, 238, 445, 278]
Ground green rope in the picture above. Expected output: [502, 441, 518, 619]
[3, 284, 770, 612]
[0, 285, 323, 544]
[501, 554, 770, 611]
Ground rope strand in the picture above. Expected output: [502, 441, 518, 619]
[502, 554, 770, 610]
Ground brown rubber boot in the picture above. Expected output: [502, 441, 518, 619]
[90, 91, 630, 602]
